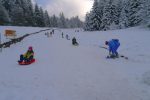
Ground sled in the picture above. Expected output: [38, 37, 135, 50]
[72, 43, 79, 46]
[18, 59, 35, 65]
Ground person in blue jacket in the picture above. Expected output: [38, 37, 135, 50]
[105, 39, 120, 58]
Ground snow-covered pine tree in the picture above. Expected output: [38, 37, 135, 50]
[50, 15, 59, 27]
[85, 13, 93, 31]
[1, 0, 16, 25]
[98, 0, 106, 30]
[147, 1, 150, 27]
[23, 0, 34, 26]
[74, 16, 83, 28]
[34, 4, 45, 27]
[102, 0, 119, 30]
[0, 0, 85, 28]
[114, 0, 122, 26]
[58, 12, 67, 28]
[84, 12, 91, 31]
[125, 0, 143, 27]
[141, 0, 150, 27]
[10, 0, 25, 25]
[1, 0, 13, 13]
[44, 10, 51, 27]
[118, 0, 128, 28]
[39, 7, 45, 27]
[33, 4, 40, 26]
[68, 16, 76, 28]
[68, 17, 78, 28]
[89, 0, 101, 31]
[0, 2, 10, 25]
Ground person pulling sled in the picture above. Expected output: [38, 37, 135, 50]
[72, 37, 78, 46]
[18, 46, 35, 65]
[105, 39, 120, 58]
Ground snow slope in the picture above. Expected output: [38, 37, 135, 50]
[0, 26, 150, 100]
[0, 26, 49, 42]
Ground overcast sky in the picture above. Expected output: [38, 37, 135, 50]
[32, 0, 93, 21]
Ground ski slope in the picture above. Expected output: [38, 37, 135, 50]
[0, 26, 150, 100]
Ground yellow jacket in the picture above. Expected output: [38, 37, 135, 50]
[23, 50, 34, 59]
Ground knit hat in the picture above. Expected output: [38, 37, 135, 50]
[28, 46, 33, 50]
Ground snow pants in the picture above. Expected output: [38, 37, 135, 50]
[19, 54, 33, 62]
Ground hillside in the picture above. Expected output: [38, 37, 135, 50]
[0, 26, 150, 100]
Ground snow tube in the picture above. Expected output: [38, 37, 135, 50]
[18, 59, 35, 65]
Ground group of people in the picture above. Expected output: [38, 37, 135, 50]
[61, 32, 78, 45]
[71, 38, 120, 58]
[45, 31, 54, 37]
[19, 31, 120, 63]
[61, 32, 70, 40]
[45, 29, 55, 38]
[71, 37, 120, 58]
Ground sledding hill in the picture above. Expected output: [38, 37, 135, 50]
[0, 26, 150, 100]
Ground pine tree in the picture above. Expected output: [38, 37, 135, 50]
[89, 0, 101, 31]
[39, 7, 45, 27]
[84, 0, 121, 31]
[1, 0, 14, 13]
[58, 12, 67, 28]
[44, 10, 51, 27]
[23, 0, 34, 26]
[118, 0, 128, 28]
[115, 0, 123, 25]
[125, 0, 143, 27]
[102, 0, 119, 30]
[10, 0, 25, 25]
[75, 16, 83, 28]
[84, 13, 91, 31]
[50, 15, 58, 27]
[98, 0, 106, 30]
[0, 0, 86, 28]
[34, 4, 45, 27]
[147, 1, 150, 27]
[0, 2, 10, 25]
[141, 0, 150, 27]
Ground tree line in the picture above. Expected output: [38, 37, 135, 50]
[0, 0, 83, 28]
[84, 0, 150, 31]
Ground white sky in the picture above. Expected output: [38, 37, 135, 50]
[32, 0, 93, 21]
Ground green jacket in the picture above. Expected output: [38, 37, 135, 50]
[24, 50, 34, 59]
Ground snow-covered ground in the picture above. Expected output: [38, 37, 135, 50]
[0, 26, 50, 42]
[0, 26, 150, 100]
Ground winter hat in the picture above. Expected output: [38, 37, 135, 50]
[105, 41, 109, 45]
[28, 46, 33, 50]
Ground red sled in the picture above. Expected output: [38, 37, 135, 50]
[18, 59, 35, 65]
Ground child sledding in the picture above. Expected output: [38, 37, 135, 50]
[72, 37, 79, 46]
[18, 46, 35, 65]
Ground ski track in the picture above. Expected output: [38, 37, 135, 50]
[0, 27, 150, 100]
